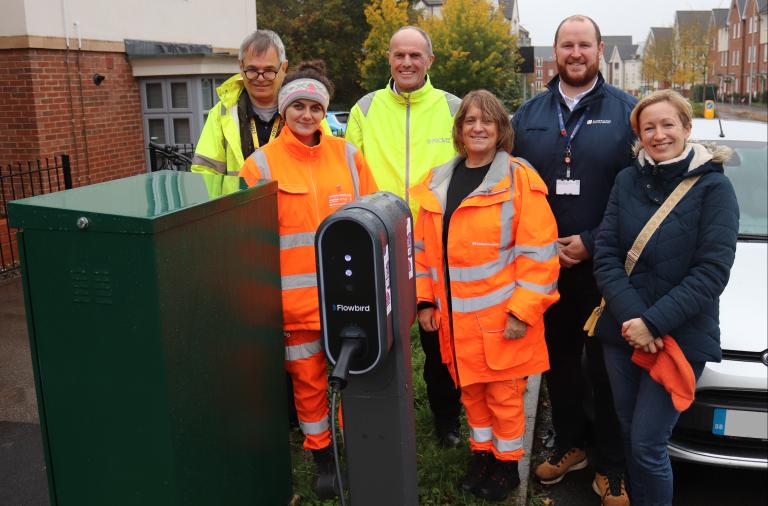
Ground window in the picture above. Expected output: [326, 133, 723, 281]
[764, 44, 768, 62]
[535, 57, 543, 68]
[536, 69, 542, 78]
[548, 69, 555, 77]
[722, 51, 728, 66]
[139, 75, 231, 170]
[614, 62, 619, 70]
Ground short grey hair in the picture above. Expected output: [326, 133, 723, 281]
[390, 26, 433, 56]
[239, 29, 286, 62]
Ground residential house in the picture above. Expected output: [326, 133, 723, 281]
[743, 0, 767, 99]
[673, 10, 711, 94]
[606, 44, 642, 95]
[710, 8, 731, 98]
[414, 0, 526, 38]
[599, 35, 632, 82]
[0, 0, 254, 186]
[643, 27, 674, 91]
[528, 46, 557, 95]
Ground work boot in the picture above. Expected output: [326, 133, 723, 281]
[312, 447, 339, 500]
[592, 471, 630, 506]
[435, 417, 461, 448]
[460, 451, 495, 493]
[534, 447, 588, 485]
[475, 459, 520, 501]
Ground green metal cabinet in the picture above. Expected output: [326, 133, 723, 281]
[7, 171, 291, 506]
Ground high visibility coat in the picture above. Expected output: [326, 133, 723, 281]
[192, 74, 331, 195]
[240, 126, 378, 331]
[345, 76, 460, 218]
[411, 151, 560, 387]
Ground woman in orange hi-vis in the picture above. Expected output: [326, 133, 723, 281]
[411, 90, 560, 502]
[239, 60, 377, 500]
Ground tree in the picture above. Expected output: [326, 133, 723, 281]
[672, 21, 709, 92]
[358, 0, 411, 92]
[419, 0, 520, 104]
[642, 30, 674, 89]
[256, 0, 366, 108]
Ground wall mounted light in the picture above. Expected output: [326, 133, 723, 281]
[92, 73, 106, 86]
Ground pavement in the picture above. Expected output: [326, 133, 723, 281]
[0, 273, 541, 506]
[714, 102, 768, 122]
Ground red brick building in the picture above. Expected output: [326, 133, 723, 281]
[715, 0, 768, 99]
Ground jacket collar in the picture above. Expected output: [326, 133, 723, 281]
[217, 73, 246, 108]
[274, 124, 326, 160]
[385, 75, 436, 104]
[546, 72, 606, 110]
[412, 151, 511, 214]
[636, 142, 719, 178]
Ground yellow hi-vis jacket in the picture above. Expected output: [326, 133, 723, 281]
[411, 151, 560, 387]
[191, 74, 330, 196]
[345, 76, 460, 218]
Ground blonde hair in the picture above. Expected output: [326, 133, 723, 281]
[630, 89, 692, 135]
[452, 90, 514, 158]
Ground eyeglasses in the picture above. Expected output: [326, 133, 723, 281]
[243, 68, 279, 81]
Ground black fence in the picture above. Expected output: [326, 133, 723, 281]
[1, 155, 73, 274]
[149, 142, 194, 172]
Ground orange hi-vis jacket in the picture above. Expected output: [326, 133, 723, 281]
[411, 151, 560, 387]
[240, 127, 378, 331]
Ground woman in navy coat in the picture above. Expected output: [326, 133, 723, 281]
[593, 89, 739, 506]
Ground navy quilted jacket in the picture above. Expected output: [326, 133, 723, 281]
[593, 143, 739, 363]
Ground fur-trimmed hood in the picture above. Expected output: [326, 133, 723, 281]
[633, 141, 734, 171]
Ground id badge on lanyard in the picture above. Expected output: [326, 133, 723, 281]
[250, 116, 281, 149]
[555, 106, 587, 196]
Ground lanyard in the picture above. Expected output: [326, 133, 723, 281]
[557, 106, 588, 178]
[250, 115, 282, 149]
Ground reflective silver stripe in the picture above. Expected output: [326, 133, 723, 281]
[452, 282, 516, 313]
[285, 339, 322, 361]
[221, 103, 227, 115]
[282, 273, 317, 289]
[281, 232, 315, 250]
[449, 249, 513, 282]
[191, 154, 227, 174]
[518, 279, 558, 294]
[250, 150, 271, 180]
[444, 92, 461, 116]
[300, 416, 330, 436]
[414, 240, 425, 252]
[499, 199, 515, 250]
[226, 170, 239, 176]
[493, 434, 524, 452]
[429, 267, 439, 281]
[415, 271, 431, 279]
[513, 242, 558, 262]
[357, 92, 376, 116]
[470, 425, 493, 442]
[344, 142, 361, 199]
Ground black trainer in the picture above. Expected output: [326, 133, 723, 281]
[460, 451, 495, 493]
[475, 459, 521, 502]
[312, 447, 339, 500]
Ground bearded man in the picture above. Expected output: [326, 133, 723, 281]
[511, 14, 636, 506]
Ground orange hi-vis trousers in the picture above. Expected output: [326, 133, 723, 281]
[284, 330, 330, 450]
[462, 377, 528, 461]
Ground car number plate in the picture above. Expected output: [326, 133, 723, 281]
[712, 408, 768, 438]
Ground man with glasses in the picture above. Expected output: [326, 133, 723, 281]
[346, 26, 463, 449]
[193, 29, 328, 183]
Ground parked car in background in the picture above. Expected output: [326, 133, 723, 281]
[326, 111, 349, 137]
[667, 118, 768, 469]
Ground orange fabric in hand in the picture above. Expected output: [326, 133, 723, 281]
[631, 335, 696, 412]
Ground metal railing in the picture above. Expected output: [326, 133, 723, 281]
[1, 154, 72, 274]
[148, 142, 194, 172]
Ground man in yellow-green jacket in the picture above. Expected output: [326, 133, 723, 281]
[192, 30, 288, 184]
[345, 25, 462, 448]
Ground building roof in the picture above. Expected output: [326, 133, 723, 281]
[420, 0, 443, 6]
[649, 26, 673, 43]
[499, 0, 516, 20]
[616, 44, 639, 60]
[124, 39, 212, 58]
[675, 10, 711, 31]
[712, 8, 729, 28]
[602, 35, 633, 46]
[758, 0, 768, 14]
[533, 46, 555, 60]
[735, 0, 748, 17]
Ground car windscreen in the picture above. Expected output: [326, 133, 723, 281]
[717, 140, 767, 239]
[334, 112, 349, 124]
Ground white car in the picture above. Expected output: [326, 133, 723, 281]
[667, 118, 768, 469]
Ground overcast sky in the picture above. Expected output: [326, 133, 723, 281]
[519, 0, 730, 46]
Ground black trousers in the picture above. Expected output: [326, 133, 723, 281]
[419, 326, 461, 424]
[543, 260, 625, 474]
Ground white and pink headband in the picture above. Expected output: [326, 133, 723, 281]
[278, 78, 330, 117]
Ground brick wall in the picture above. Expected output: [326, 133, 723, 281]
[0, 48, 146, 186]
